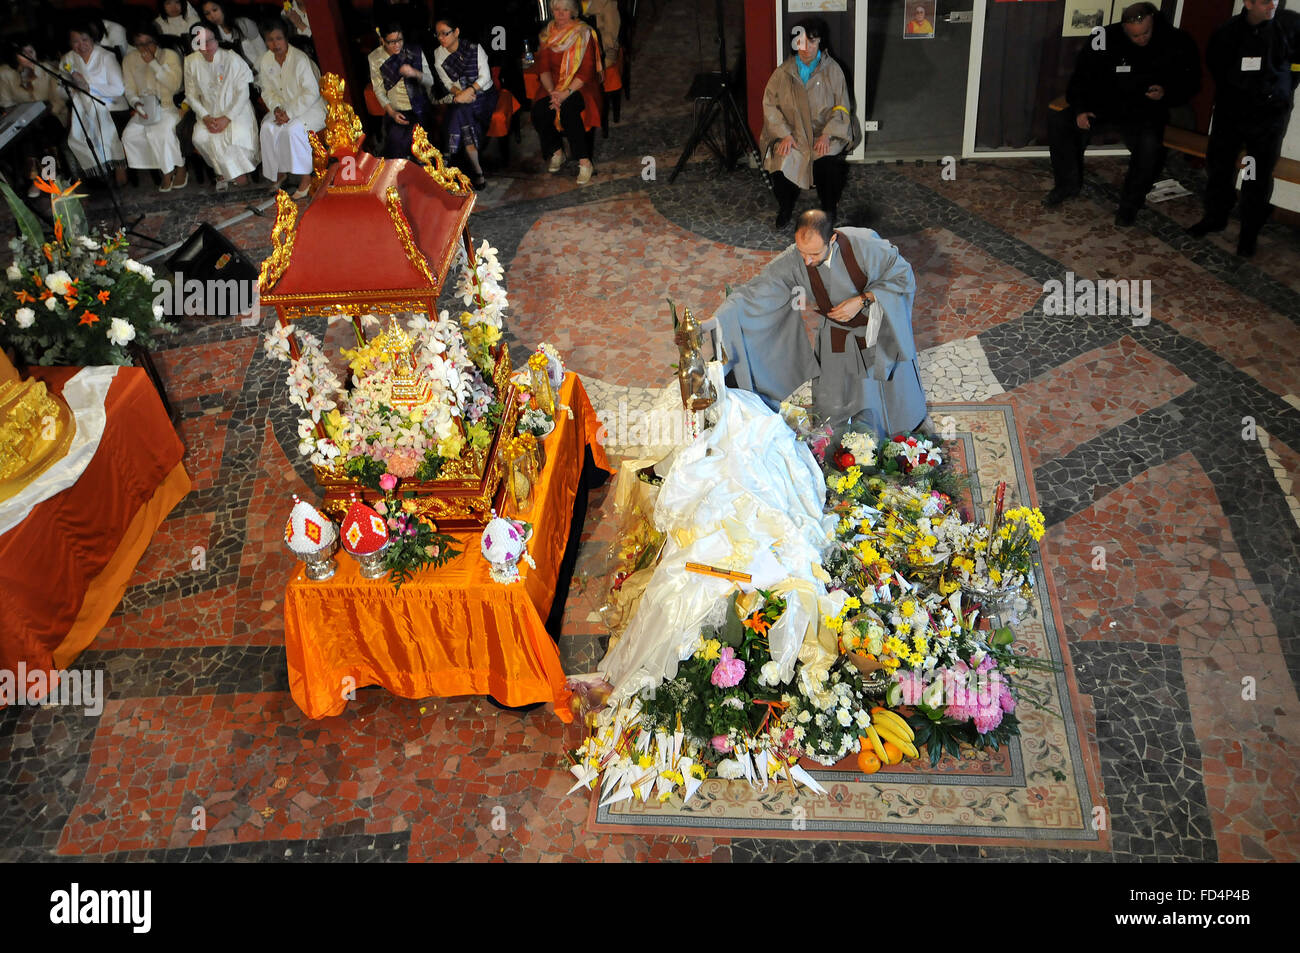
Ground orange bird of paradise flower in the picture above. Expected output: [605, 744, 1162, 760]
[78, 310, 99, 326]
[53, 218, 63, 243]
[13, 289, 34, 304]
[742, 610, 772, 636]
[96, 290, 111, 303]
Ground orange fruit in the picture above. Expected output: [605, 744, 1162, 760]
[857, 747, 882, 774]
[882, 741, 903, 765]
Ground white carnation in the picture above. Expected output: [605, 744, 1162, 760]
[44, 270, 73, 296]
[6, 263, 20, 281]
[758, 660, 782, 687]
[107, 317, 137, 346]
[45, 297, 59, 311]
[716, 758, 744, 780]
[14, 307, 35, 328]
[123, 259, 154, 281]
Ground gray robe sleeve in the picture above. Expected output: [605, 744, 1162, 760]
[813, 230, 926, 434]
[713, 247, 819, 410]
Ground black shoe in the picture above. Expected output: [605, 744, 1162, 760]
[1236, 233, 1258, 258]
[1041, 187, 1078, 207]
[1186, 218, 1226, 238]
[1114, 208, 1137, 227]
[774, 206, 793, 229]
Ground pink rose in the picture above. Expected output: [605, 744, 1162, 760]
[711, 734, 732, 753]
[379, 473, 398, 491]
[710, 646, 745, 688]
[374, 500, 388, 515]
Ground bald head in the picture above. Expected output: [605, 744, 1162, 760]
[795, 208, 833, 243]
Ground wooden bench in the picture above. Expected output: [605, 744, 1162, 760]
[1048, 95, 1300, 183]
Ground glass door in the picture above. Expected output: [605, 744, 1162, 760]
[858, 0, 978, 158]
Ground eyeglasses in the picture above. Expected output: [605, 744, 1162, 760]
[382, 35, 403, 45]
[436, 29, 454, 37]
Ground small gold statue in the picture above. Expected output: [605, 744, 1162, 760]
[674, 307, 716, 412]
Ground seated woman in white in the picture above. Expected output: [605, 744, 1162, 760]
[199, 0, 267, 87]
[257, 20, 324, 199]
[185, 26, 258, 189]
[60, 25, 128, 185]
[121, 24, 187, 192]
[154, 0, 202, 38]
[0, 40, 69, 196]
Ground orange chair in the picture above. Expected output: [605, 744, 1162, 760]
[486, 66, 522, 161]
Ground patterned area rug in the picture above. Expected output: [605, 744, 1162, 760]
[588, 404, 1109, 847]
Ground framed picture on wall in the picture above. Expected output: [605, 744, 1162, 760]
[903, 1, 936, 38]
[789, 1, 850, 10]
[1062, 1, 1107, 36]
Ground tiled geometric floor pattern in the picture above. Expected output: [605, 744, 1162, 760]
[3, 0, 1299, 862]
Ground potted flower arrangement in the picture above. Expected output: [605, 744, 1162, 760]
[1, 180, 175, 367]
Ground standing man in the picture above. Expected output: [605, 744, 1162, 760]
[712, 210, 925, 437]
[1187, 0, 1300, 257]
[1043, 2, 1200, 225]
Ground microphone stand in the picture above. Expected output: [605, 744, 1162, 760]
[25, 55, 162, 248]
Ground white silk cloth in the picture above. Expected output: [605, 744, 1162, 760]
[595, 365, 834, 704]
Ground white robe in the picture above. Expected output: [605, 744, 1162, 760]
[0, 62, 69, 126]
[59, 47, 127, 173]
[155, 6, 201, 38]
[121, 48, 184, 171]
[184, 48, 258, 180]
[257, 46, 324, 179]
[216, 19, 268, 87]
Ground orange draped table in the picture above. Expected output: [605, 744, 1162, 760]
[283, 373, 611, 722]
[0, 366, 189, 683]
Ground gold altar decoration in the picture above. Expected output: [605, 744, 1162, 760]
[674, 306, 716, 412]
[258, 190, 300, 294]
[309, 130, 328, 181]
[320, 73, 363, 156]
[503, 432, 540, 516]
[384, 186, 436, 286]
[527, 352, 555, 415]
[0, 377, 76, 503]
[410, 125, 473, 195]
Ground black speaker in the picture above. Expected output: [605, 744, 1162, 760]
[162, 223, 259, 318]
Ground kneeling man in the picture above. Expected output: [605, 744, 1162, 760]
[712, 209, 926, 436]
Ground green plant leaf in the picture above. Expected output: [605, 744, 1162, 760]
[1, 180, 45, 248]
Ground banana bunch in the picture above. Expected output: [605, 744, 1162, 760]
[865, 706, 918, 762]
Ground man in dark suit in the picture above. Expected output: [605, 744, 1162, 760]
[1187, 0, 1300, 257]
[1043, 2, 1201, 226]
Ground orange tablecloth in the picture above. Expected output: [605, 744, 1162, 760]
[283, 373, 611, 721]
[0, 366, 189, 683]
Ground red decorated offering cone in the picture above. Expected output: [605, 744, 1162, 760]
[340, 496, 391, 578]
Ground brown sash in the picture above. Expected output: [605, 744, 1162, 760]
[804, 231, 871, 353]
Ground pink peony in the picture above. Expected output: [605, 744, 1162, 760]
[379, 473, 398, 491]
[973, 705, 1004, 734]
[711, 734, 732, 753]
[710, 646, 745, 688]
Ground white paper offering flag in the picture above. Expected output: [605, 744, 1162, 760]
[285, 495, 336, 555]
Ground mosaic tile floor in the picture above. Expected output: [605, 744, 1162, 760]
[3, 0, 1299, 862]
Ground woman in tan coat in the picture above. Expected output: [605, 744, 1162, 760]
[760, 18, 853, 228]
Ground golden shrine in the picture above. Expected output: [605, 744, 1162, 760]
[259, 75, 519, 530]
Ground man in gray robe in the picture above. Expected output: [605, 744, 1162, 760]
[713, 210, 927, 437]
